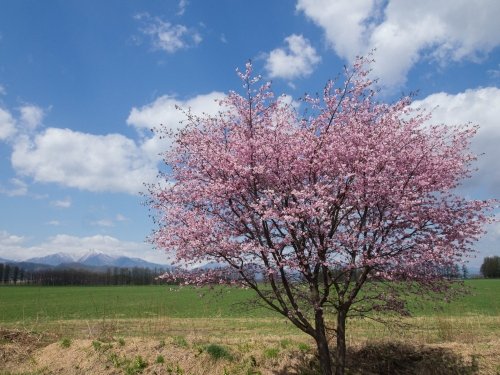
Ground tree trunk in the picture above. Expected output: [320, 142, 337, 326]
[315, 311, 333, 375]
[335, 308, 347, 375]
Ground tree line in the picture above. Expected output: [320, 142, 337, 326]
[480, 256, 500, 278]
[0, 263, 171, 286]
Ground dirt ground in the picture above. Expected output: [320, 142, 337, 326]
[1, 328, 499, 375]
[0, 328, 315, 375]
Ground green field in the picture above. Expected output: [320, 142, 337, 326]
[0, 279, 498, 324]
[0, 280, 499, 374]
[0, 285, 274, 323]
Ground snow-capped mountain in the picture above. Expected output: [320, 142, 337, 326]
[77, 250, 116, 266]
[26, 252, 76, 266]
[20, 250, 171, 270]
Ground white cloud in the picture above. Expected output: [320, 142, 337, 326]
[128, 92, 224, 131]
[11, 128, 158, 194]
[297, 0, 500, 88]
[177, 0, 188, 16]
[127, 91, 225, 159]
[297, 0, 376, 60]
[19, 105, 44, 130]
[0, 107, 16, 140]
[51, 197, 72, 208]
[0, 85, 6, 95]
[135, 12, 201, 53]
[488, 64, 500, 79]
[116, 214, 128, 222]
[0, 232, 170, 264]
[278, 94, 301, 110]
[2, 91, 224, 195]
[412, 87, 500, 197]
[0, 104, 45, 141]
[46, 220, 61, 226]
[265, 34, 321, 80]
[92, 219, 115, 228]
[0, 230, 25, 247]
[0, 178, 28, 197]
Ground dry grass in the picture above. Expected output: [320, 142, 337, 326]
[1, 315, 499, 375]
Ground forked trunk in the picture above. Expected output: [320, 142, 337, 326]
[335, 308, 347, 375]
[315, 311, 333, 375]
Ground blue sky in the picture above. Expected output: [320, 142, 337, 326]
[0, 0, 499, 268]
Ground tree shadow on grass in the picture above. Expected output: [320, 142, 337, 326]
[277, 342, 479, 375]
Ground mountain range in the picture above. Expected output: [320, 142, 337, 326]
[1, 250, 171, 270]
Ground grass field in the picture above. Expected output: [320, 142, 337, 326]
[0, 284, 273, 323]
[0, 280, 498, 324]
[0, 280, 499, 374]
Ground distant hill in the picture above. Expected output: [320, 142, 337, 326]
[7, 261, 55, 272]
[198, 261, 226, 270]
[26, 252, 76, 266]
[15, 250, 173, 270]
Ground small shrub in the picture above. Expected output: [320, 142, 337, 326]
[205, 344, 233, 361]
[279, 338, 292, 348]
[263, 347, 280, 359]
[92, 340, 112, 352]
[298, 342, 310, 352]
[92, 340, 102, 351]
[124, 355, 148, 375]
[155, 355, 165, 364]
[60, 338, 71, 348]
[134, 355, 147, 369]
[109, 352, 121, 368]
[172, 335, 188, 348]
[118, 337, 126, 346]
[166, 364, 184, 374]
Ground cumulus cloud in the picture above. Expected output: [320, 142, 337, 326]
[412, 87, 500, 197]
[0, 230, 25, 247]
[0, 232, 170, 264]
[265, 34, 321, 80]
[19, 105, 44, 130]
[3, 91, 225, 195]
[128, 92, 224, 131]
[127, 91, 225, 159]
[0, 104, 45, 142]
[11, 128, 158, 194]
[297, 0, 500, 88]
[0, 107, 16, 140]
[135, 12, 201, 53]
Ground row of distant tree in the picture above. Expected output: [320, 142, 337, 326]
[0, 263, 170, 285]
[0, 257, 498, 286]
[480, 256, 500, 278]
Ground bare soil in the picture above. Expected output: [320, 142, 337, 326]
[1, 327, 498, 375]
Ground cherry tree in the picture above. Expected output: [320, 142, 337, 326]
[148, 59, 493, 375]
